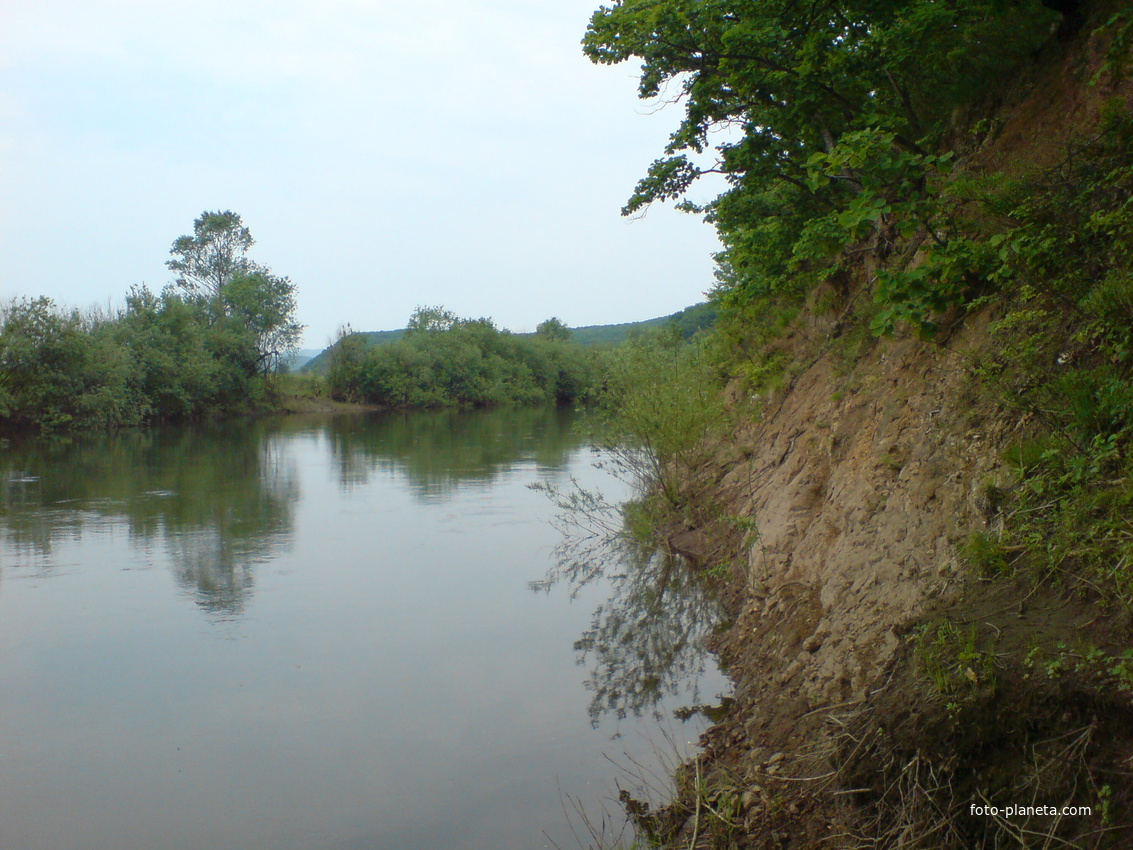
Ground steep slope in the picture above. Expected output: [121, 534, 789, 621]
[659, 315, 1129, 847]
[628, 10, 1133, 847]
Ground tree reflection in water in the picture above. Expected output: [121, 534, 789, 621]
[1, 408, 583, 619]
[0, 425, 297, 616]
[326, 406, 582, 500]
[534, 482, 724, 727]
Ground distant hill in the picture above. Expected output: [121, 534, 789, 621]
[299, 330, 406, 374]
[568, 302, 717, 346]
[299, 302, 716, 375]
[283, 349, 324, 372]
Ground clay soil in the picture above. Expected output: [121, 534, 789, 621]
[632, 301, 1133, 847]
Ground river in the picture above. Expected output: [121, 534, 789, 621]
[0, 407, 726, 850]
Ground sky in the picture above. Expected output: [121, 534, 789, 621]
[0, 0, 728, 350]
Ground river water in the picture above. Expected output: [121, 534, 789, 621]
[0, 408, 726, 850]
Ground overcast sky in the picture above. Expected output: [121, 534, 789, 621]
[0, 0, 727, 349]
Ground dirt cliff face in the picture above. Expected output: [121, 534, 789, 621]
[649, 319, 1132, 849]
[722, 327, 993, 705]
[681, 318, 1015, 845]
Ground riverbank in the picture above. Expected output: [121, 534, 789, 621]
[629, 304, 1133, 848]
[269, 385, 380, 416]
[618, 16, 1133, 844]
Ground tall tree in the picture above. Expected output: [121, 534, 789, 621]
[406, 305, 460, 335]
[167, 211, 302, 374]
[167, 210, 254, 300]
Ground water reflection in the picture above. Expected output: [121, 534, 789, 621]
[1, 411, 719, 716]
[0, 408, 584, 617]
[326, 406, 581, 499]
[537, 485, 724, 726]
[0, 410, 721, 850]
[0, 426, 297, 615]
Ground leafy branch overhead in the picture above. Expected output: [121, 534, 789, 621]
[584, 0, 1060, 307]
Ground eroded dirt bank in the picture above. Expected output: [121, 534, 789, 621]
[640, 315, 1133, 848]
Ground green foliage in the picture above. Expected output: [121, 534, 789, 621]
[1094, 7, 1133, 84]
[301, 303, 719, 374]
[585, 0, 1059, 306]
[326, 308, 596, 409]
[591, 329, 728, 511]
[405, 305, 460, 335]
[0, 298, 133, 432]
[115, 285, 261, 420]
[166, 211, 301, 375]
[968, 112, 1133, 603]
[535, 316, 571, 342]
[167, 210, 254, 300]
[700, 293, 797, 393]
[963, 531, 1010, 578]
[0, 212, 301, 434]
[223, 268, 302, 374]
[1025, 640, 1133, 698]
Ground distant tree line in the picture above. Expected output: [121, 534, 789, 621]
[0, 211, 301, 433]
[299, 303, 718, 375]
[327, 306, 597, 408]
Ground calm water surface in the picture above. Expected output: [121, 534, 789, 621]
[0, 408, 726, 850]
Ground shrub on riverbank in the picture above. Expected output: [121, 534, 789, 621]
[0, 212, 300, 435]
[326, 307, 597, 408]
[0, 290, 280, 434]
[589, 327, 728, 515]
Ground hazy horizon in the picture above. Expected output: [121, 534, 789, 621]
[0, 1, 728, 349]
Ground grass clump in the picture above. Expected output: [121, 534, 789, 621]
[915, 620, 998, 700]
[963, 531, 1012, 578]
